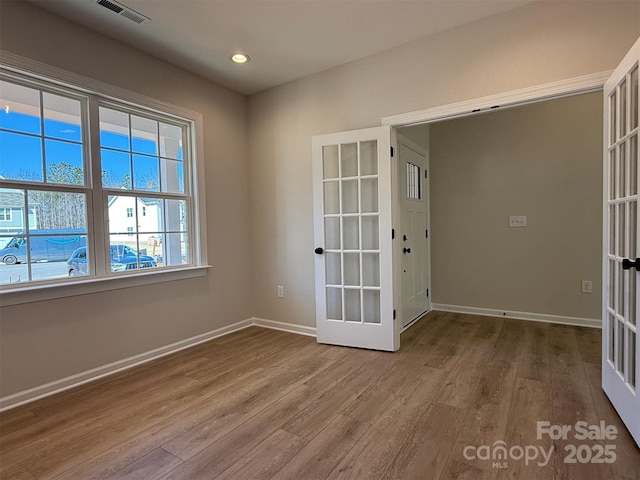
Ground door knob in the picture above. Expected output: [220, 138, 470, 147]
[403, 247, 411, 254]
[314, 247, 324, 255]
[622, 258, 640, 271]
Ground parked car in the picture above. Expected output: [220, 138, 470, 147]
[67, 245, 157, 276]
[0, 229, 86, 265]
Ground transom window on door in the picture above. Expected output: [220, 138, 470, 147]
[0, 65, 204, 290]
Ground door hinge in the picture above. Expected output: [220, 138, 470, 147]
[426, 229, 428, 238]
[392, 228, 395, 239]
[426, 288, 429, 297]
[425, 170, 428, 179]
[390, 146, 394, 157]
[393, 309, 396, 320]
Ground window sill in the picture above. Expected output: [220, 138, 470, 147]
[0, 265, 211, 307]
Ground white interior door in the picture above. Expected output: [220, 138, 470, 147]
[312, 126, 398, 351]
[603, 37, 640, 447]
[398, 136, 430, 328]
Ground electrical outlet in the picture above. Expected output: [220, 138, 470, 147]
[277, 285, 284, 298]
[509, 216, 527, 227]
[581, 280, 593, 294]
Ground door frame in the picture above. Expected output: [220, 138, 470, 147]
[382, 71, 611, 128]
[384, 71, 611, 336]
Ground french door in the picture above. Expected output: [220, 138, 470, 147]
[603, 37, 640, 447]
[312, 126, 398, 351]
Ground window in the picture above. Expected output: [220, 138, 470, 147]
[0, 208, 11, 221]
[406, 162, 421, 200]
[0, 61, 206, 294]
[100, 105, 189, 270]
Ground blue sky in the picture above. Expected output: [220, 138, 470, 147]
[0, 110, 183, 192]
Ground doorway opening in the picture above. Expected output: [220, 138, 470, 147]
[394, 80, 606, 335]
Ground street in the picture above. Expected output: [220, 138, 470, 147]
[0, 261, 70, 285]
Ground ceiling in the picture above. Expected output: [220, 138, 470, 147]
[27, 0, 534, 95]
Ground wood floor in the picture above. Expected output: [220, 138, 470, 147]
[1, 311, 639, 480]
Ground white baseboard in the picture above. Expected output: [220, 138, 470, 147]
[3, 306, 597, 412]
[432, 303, 601, 329]
[0, 319, 253, 412]
[252, 317, 317, 337]
[0, 317, 316, 412]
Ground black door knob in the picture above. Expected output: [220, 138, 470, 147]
[314, 247, 324, 255]
[622, 258, 640, 271]
[403, 247, 411, 254]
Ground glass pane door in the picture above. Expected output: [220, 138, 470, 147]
[312, 126, 396, 351]
[606, 62, 638, 392]
[322, 141, 381, 325]
[603, 37, 640, 448]
[605, 64, 638, 391]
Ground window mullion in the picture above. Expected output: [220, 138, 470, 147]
[184, 123, 198, 265]
[87, 95, 107, 276]
[38, 90, 47, 185]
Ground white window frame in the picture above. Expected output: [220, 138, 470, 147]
[0, 208, 11, 222]
[0, 52, 209, 306]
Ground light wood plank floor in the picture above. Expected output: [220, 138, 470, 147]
[1, 311, 639, 479]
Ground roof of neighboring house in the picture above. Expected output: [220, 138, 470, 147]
[0, 189, 26, 208]
[107, 195, 161, 208]
[0, 175, 26, 208]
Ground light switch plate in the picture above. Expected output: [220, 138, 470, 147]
[509, 216, 527, 227]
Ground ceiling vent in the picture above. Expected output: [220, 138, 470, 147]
[96, 0, 149, 24]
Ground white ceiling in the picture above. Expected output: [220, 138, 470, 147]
[28, 0, 534, 95]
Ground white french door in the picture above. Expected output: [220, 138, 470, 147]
[398, 136, 430, 328]
[603, 37, 640, 447]
[312, 126, 398, 351]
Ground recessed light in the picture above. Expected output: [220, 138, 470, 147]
[230, 53, 250, 64]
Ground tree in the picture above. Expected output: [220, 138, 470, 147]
[17, 163, 133, 230]
[27, 162, 85, 229]
[102, 170, 131, 189]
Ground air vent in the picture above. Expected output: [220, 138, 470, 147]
[120, 9, 146, 24]
[96, 0, 150, 24]
[97, 0, 123, 14]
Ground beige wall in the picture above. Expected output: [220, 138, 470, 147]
[0, 2, 252, 397]
[248, 1, 639, 328]
[1, 0, 639, 401]
[429, 92, 602, 318]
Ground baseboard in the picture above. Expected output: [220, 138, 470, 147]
[432, 303, 601, 329]
[252, 317, 317, 337]
[6, 306, 595, 411]
[0, 317, 316, 412]
[0, 318, 254, 412]
[400, 308, 431, 333]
